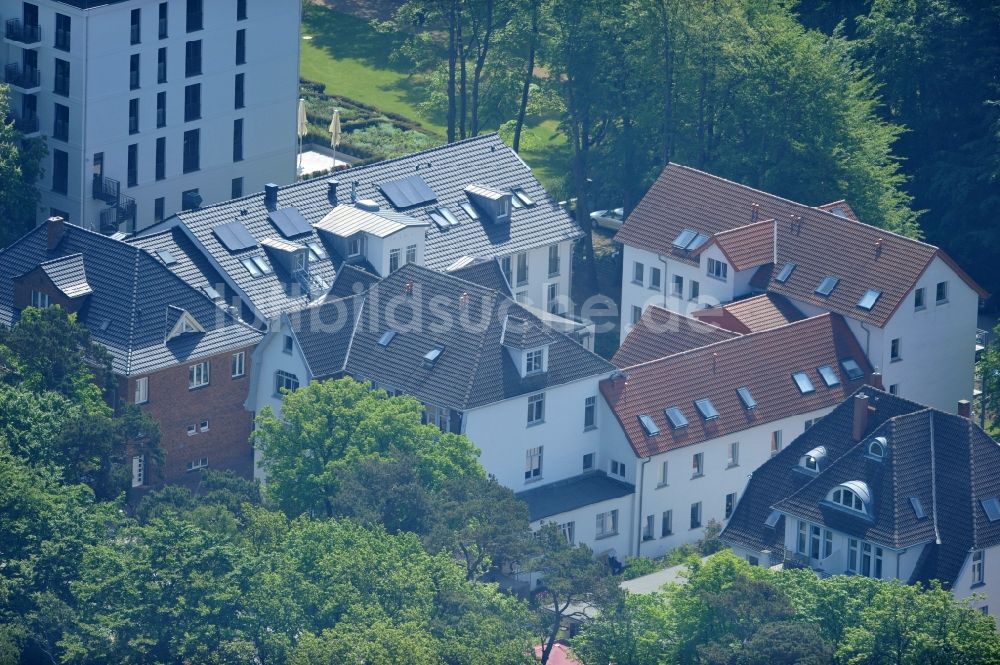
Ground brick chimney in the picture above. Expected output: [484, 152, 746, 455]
[47, 216, 65, 251]
[958, 400, 972, 419]
[852, 393, 870, 442]
[870, 371, 884, 391]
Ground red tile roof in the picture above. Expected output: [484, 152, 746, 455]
[615, 164, 987, 327]
[692, 219, 775, 272]
[613, 306, 740, 368]
[600, 314, 872, 458]
[817, 200, 860, 221]
[694, 293, 805, 334]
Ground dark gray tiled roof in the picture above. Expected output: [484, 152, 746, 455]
[325, 264, 380, 300]
[516, 472, 635, 521]
[290, 263, 615, 410]
[0, 224, 262, 376]
[37, 253, 92, 298]
[448, 258, 513, 297]
[500, 315, 552, 350]
[721, 387, 1000, 588]
[134, 135, 580, 322]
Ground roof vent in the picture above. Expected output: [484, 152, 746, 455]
[423, 346, 444, 368]
[750, 202, 760, 222]
[356, 199, 379, 212]
[459, 292, 470, 308]
[404, 281, 414, 296]
[875, 238, 883, 257]
[264, 183, 279, 209]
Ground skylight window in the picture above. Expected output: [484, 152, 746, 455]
[203, 285, 221, 301]
[815, 276, 840, 297]
[429, 211, 452, 231]
[841, 358, 864, 381]
[857, 289, 881, 311]
[423, 346, 444, 368]
[438, 207, 460, 226]
[694, 398, 719, 421]
[817, 365, 840, 387]
[156, 249, 177, 265]
[459, 202, 479, 220]
[639, 414, 660, 437]
[509, 194, 524, 209]
[764, 510, 781, 527]
[686, 233, 710, 251]
[672, 229, 697, 250]
[378, 330, 397, 347]
[513, 188, 534, 206]
[241, 257, 263, 278]
[736, 386, 757, 410]
[982, 497, 1000, 522]
[910, 497, 926, 519]
[775, 262, 795, 283]
[792, 371, 815, 394]
[664, 406, 689, 430]
[252, 255, 273, 275]
[307, 241, 327, 260]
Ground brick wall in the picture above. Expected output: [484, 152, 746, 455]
[12, 269, 84, 313]
[123, 345, 256, 485]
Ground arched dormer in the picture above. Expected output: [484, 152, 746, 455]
[867, 436, 887, 460]
[828, 480, 871, 515]
[799, 446, 827, 473]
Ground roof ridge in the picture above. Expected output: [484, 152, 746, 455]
[713, 218, 775, 237]
[37, 252, 84, 266]
[124, 246, 141, 376]
[618, 311, 834, 371]
[340, 295, 366, 372]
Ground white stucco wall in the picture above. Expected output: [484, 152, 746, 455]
[531, 492, 635, 558]
[505, 240, 573, 315]
[952, 545, 1000, 620]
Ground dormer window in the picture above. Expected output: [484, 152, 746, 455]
[866, 436, 887, 460]
[293, 252, 307, 272]
[526, 348, 544, 374]
[166, 308, 205, 341]
[30, 290, 51, 308]
[799, 445, 827, 472]
[498, 196, 510, 219]
[348, 234, 364, 257]
[829, 481, 869, 513]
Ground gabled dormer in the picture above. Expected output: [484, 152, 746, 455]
[464, 185, 512, 225]
[13, 253, 92, 314]
[261, 237, 309, 275]
[501, 315, 551, 378]
[165, 306, 205, 342]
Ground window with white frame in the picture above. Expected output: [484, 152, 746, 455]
[199, 419, 209, 432]
[643, 514, 654, 540]
[231, 351, 245, 378]
[389, 248, 401, 273]
[31, 290, 51, 308]
[631, 305, 643, 325]
[707, 257, 728, 280]
[727, 442, 739, 467]
[526, 348, 544, 374]
[559, 521, 575, 545]
[632, 261, 644, 284]
[516, 252, 528, 286]
[725, 492, 737, 519]
[527, 393, 544, 425]
[771, 430, 782, 455]
[582, 452, 594, 470]
[348, 234, 364, 257]
[672, 274, 683, 296]
[831, 486, 866, 512]
[134, 376, 149, 404]
[131, 454, 145, 487]
[860, 542, 883, 578]
[650, 266, 662, 290]
[804, 418, 816, 431]
[283, 335, 294, 354]
[500, 256, 512, 285]
[524, 446, 543, 481]
[973, 550, 985, 585]
[548, 244, 560, 276]
[584, 396, 596, 429]
[188, 361, 210, 389]
[610, 460, 626, 478]
[797, 521, 808, 555]
[936, 280, 948, 304]
[661, 509, 673, 536]
[692, 452, 704, 477]
[423, 404, 449, 432]
[890, 337, 901, 361]
[659, 460, 668, 486]
[547, 282, 559, 314]
[690, 501, 702, 529]
[274, 369, 299, 394]
[690, 280, 700, 301]
[596, 509, 619, 537]
[187, 423, 197, 436]
[914, 287, 925, 310]
[406, 244, 417, 264]
[186, 457, 208, 472]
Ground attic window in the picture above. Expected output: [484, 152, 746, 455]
[775, 262, 796, 283]
[736, 386, 757, 410]
[867, 436, 887, 459]
[910, 497, 926, 519]
[437, 207, 460, 227]
[817, 365, 840, 387]
[156, 249, 177, 265]
[857, 289, 881, 311]
[638, 414, 660, 437]
[664, 406, 689, 430]
[981, 497, 1000, 522]
[792, 371, 815, 394]
[764, 510, 781, 527]
[241, 257, 263, 278]
[306, 241, 327, 261]
[378, 330, 397, 347]
[513, 188, 534, 206]
[815, 276, 840, 297]
[841, 358, 864, 381]
[202, 285, 222, 301]
[829, 482, 869, 513]
[510, 193, 524, 208]
[800, 446, 826, 472]
[429, 210, 452, 231]
[423, 346, 444, 368]
[694, 398, 719, 421]
[459, 202, 479, 220]
[671, 229, 710, 252]
[252, 255, 273, 275]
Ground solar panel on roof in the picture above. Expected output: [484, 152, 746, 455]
[664, 406, 689, 429]
[268, 208, 312, 238]
[672, 229, 697, 250]
[776, 262, 796, 283]
[815, 276, 840, 296]
[857, 289, 881, 311]
[638, 414, 660, 437]
[792, 371, 815, 394]
[841, 358, 864, 381]
[817, 365, 840, 387]
[982, 497, 1000, 522]
[155, 249, 177, 265]
[214, 221, 257, 252]
[694, 398, 719, 421]
[737, 386, 757, 410]
[379, 174, 437, 209]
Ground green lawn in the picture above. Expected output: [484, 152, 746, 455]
[299, 4, 570, 192]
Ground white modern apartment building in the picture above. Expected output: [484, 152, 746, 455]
[1, 0, 299, 233]
[615, 163, 987, 412]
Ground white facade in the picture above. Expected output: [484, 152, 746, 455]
[2, 0, 299, 233]
[952, 546, 999, 619]
[502, 240, 574, 317]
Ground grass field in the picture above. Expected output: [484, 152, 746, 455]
[300, 4, 570, 192]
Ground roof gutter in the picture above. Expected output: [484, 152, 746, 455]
[635, 456, 651, 556]
[658, 254, 669, 308]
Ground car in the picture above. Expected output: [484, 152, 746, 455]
[590, 207, 624, 231]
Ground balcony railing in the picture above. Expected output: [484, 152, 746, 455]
[95, 194, 137, 235]
[4, 63, 40, 90]
[10, 111, 39, 135]
[92, 175, 120, 205]
[5, 19, 40, 44]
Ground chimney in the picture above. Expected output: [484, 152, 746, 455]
[870, 371, 884, 391]
[458, 292, 470, 309]
[852, 393, 870, 442]
[404, 281, 414, 296]
[875, 238, 883, 258]
[751, 202, 760, 222]
[264, 183, 279, 209]
[47, 216, 65, 251]
[351, 181, 358, 204]
[327, 179, 339, 206]
[958, 400, 972, 419]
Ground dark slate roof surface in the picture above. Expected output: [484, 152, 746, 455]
[449, 258, 513, 297]
[37, 253, 92, 298]
[516, 472, 635, 521]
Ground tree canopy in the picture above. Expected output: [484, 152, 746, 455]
[0, 84, 45, 249]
